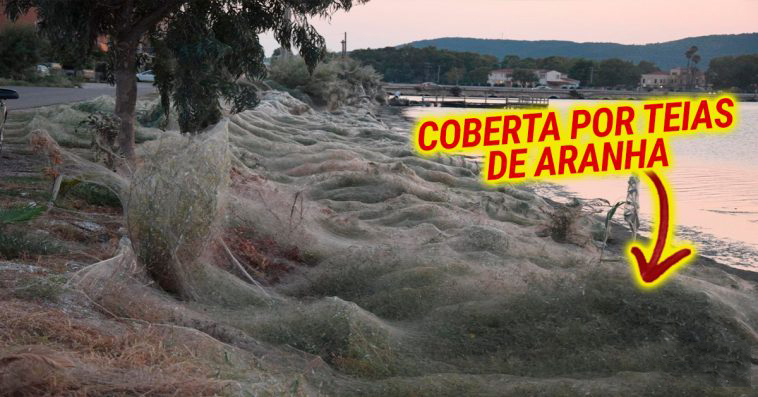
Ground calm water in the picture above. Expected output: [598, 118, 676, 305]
[405, 100, 758, 270]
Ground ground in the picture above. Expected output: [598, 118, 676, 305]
[1, 93, 757, 396]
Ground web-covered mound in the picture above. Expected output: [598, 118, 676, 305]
[65, 91, 757, 396]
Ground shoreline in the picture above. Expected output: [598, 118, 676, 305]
[1, 92, 756, 395]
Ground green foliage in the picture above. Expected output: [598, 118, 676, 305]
[267, 56, 311, 89]
[444, 67, 464, 85]
[0, 25, 45, 79]
[268, 56, 383, 109]
[502, 55, 660, 88]
[568, 59, 596, 85]
[351, 44, 659, 88]
[0, 205, 44, 224]
[503, 55, 575, 73]
[510, 68, 538, 87]
[65, 182, 122, 208]
[146, 1, 366, 133]
[350, 46, 499, 84]
[5, 0, 368, 138]
[707, 54, 758, 92]
[595, 58, 643, 89]
[637, 60, 659, 74]
[406, 34, 758, 70]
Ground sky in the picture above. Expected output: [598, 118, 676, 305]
[259, 0, 758, 55]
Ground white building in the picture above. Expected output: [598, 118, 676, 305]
[488, 69, 580, 88]
[640, 71, 674, 89]
[537, 70, 580, 89]
[487, 69, 514, 86]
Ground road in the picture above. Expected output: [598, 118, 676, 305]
[2, 82, 156, 110]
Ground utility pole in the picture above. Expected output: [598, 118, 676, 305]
[341, 32, 347, 58]
[437, 65, 441, 84]
[589, 66, 594, 86]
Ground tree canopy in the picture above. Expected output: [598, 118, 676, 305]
[707, 54, 758, 92]
[510, 69, 538, 87]
[3, 0, 367, 160]
[0, 25, 44, 79]
[350, 46, 499, 85]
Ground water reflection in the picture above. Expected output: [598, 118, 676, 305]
[404, 100, 758, 270]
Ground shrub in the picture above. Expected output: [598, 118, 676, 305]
[0, 25, 45, 79]
[76, 112, 120, 169]
[267, 56, 311, 89]
[0, 230, 60, 259]
[267, 56, 383, 109]
[64, 181, 122, 208]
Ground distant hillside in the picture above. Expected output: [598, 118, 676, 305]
[405, 34, 758, 69]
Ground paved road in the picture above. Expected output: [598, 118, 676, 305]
[1, 83, 156, 110]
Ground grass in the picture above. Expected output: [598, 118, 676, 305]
[0, 301, 228, 396]
[0, 205, 45, 224]
[422, 269, 751, 382]
[0, 229, 61, 259]
[12, 274, 67, 302]
[64, 182, 122, 208]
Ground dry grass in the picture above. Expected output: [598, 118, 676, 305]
[0, 300, 229, 396]
[219, 227, 305, 285]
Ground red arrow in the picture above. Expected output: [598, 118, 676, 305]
[629, 171, 693, 285]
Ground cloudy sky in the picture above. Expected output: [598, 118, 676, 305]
[259, 0, 758, 55]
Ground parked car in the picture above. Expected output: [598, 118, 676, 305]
[36, 64, 50, 77]
[533, 85, 550, 90]
[136, 70, 155, 82]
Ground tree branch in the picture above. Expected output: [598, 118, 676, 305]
[122, 0, 185, 43]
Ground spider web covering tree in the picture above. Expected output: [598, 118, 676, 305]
[2, 0, 367, 162]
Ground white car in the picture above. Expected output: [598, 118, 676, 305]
[136, 70, 155, 82]
[36, 64, 50, 76]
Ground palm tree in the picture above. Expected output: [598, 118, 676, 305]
[691, 54, 702, 88]
[684, 46, 699, 90]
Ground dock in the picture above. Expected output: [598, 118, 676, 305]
[388, 95, 549, 109]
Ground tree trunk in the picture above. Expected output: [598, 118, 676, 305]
[114, 39, 139, 164]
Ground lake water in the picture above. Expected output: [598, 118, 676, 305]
[404, 100, 758, 271]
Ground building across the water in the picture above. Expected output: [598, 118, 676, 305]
[640, 68, 706, 90]
[487, 69, 580, 89]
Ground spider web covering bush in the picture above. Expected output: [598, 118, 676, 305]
[9, 91, 758, 396]
[267, 56, 385, 110]
[13, 95, 167, 151]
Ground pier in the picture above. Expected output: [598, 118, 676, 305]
[389, 95, 549, 109]
[384, 83, 758, 102]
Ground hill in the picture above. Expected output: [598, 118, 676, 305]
[404, 34, 758, 69]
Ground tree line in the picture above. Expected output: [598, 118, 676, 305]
[707, 54, 758, 92]
[350, 46, 499, 86]
[349, 47, 665, 88]
[351, 46, 758, 92]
